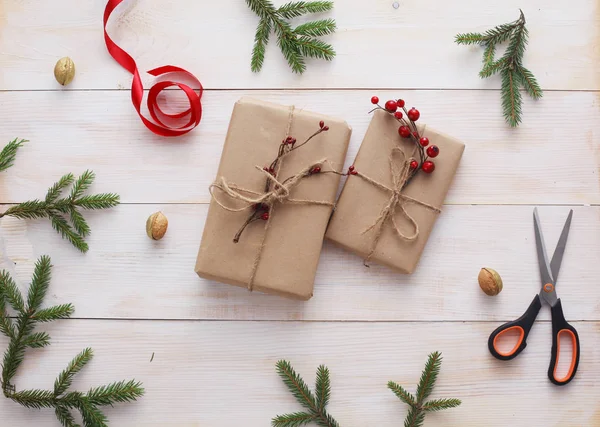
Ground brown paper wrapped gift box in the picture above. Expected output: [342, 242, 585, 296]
[195, 98, 352, 300]
[326, 110, 465, 274]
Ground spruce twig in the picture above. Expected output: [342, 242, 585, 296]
[456, 10, 542, 127]
[245, 0, 337, 74]
[0, 169, 120, 253]
[272, 360, 340, 427]
[387, 352, 461, 427]
[0, 256, 144, 427]
[0, 138, 26, 172]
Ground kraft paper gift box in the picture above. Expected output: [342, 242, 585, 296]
[195, 97, 352, 300]
[326, 109, 465, 273]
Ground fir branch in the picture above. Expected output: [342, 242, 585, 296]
[0, 171, 120, 253]
[456, 10, 542, 127]
[0, 271, 25, 314]
[272, 412, 315, 427]
[387, 381, 416, 407]
[252, 18, 272, 72]
[55, 405, 80, 427]
[273, 360, 340, 427]
[22, 332, 51, 349]
[277, 1, 334, 19]
[422, 398, 462, 412]
[294, 19, 336, 37]
[315, 365, 330, 411]
[0, 139, 26, 173]
[0, 256, 144, 426]
[245, 0, 336, 73]
[32, 304, 75, 322]
[388, 352, 460, 427]
[27, 255, 52, 313]
[501, 67, 523, 127]
[415, 351, 441, 403]
[54, 348, 94, 397]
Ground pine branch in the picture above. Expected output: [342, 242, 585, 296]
[516, 65, 543, 99]
[416, 351, 441, 403]
[0, 271, 25, 314]
[55, 405, 80, 427]
[273, 360, 339, 427]
[252, 18, 272, 72]
[501, 67, 522, 127]
[294, 19, 336, 37]
[22, 332, 51, 349]
[272, 412, 315, 427]
[387, 381, 416, 407]
[0, 256, 144, 425]
[245, 0, 336, 74]
[55, 348, 94, 397]
[0, 171, 119, 253]
[277, 1, 334, 19]
[315, 365, 330, 411]
[0, 139, 27, 172]
[422, 398, 462, 412]
[26, 255, 52, 313]
[389, 352, 460, 427]
[33, 304, 75, 323]
[456, 10, 542, 127]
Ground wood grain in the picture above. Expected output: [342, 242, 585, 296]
[0, 0, 598, 90]
[0, 204, 597, 321]
[0, 320, 598, 427]
[0, 90, 598, 205]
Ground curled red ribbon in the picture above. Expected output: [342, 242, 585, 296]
[103, 0, 203, 137]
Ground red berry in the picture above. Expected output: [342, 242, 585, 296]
[422, 161, 435, 173]
[409, 160, 419, 170]
[397, 99, 405, 108]
[323, 126, 329, 131]
[311, 166, 321, 174]
[407, 108, 420, 121]
[371, 96, 379, 105]
[263, 166, 269, 171]
[319, 120, 325, 129]
[399, 126, 411, 138]
[426, 145, 440, 158]
[261, 212, 270, 221]
[385, 100, 398, 112]
[419, 137, 429, 147]
[394, 111, 403, 120]
[348, 165, 355, 172]
[412, 131, 419, 138]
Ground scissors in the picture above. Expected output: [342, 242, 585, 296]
[488, 208, 580, 386]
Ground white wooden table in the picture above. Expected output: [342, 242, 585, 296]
[1, 1, 599, 426]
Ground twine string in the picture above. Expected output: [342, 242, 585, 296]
[356, 147, 441, 266]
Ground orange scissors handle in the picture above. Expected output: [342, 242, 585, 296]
[488, 295, 541, 360]
[549, 299, 580, 386]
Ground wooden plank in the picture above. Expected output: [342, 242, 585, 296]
[1, 204, 597, 321]
[0, 320, 598, 426]
[0, 89, 598, 205]
[0, 0, 598, 90]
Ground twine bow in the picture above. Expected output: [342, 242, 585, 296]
[210, 161, 334, 214]
[355, 147, 441, 266]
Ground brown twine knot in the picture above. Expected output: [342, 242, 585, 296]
[209, 160, 334, 214]
[355, 147, 441, 267]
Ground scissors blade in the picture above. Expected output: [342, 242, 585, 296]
[549, 210, 573, 284]
[533, 208, 554, 287]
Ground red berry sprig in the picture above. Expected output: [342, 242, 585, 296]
[233, 121, 331, 243]
[367, 96, 441, 186]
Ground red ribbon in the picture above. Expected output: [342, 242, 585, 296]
[103, 0, 203, 137]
